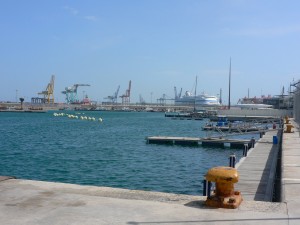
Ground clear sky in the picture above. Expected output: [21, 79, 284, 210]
[1, 0, 300, 104]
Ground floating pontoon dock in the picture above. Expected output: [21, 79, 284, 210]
[146, 136, 252, 148]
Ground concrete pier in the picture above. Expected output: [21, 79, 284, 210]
[235, 130, 280, 201]
[0, 178, 289, 225]
[146, 136, 251, 148]
[281, 120, 300, 224]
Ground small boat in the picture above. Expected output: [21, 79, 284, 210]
[202, 116, 264, 132]
[202, 125, 261, 132]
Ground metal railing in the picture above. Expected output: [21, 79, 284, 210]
[293, 80, 300, 123]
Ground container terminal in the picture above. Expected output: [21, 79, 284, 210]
[0, 79, 300, 224]
[1, 75, 294, 114]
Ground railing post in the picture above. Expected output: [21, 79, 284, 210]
[243, 144, 248, 157]
[251, 137, 255, 148]
[229, 153, 236, 168]
[203, 179, 212, 197]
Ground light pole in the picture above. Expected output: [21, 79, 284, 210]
[16, 89, 18, 103]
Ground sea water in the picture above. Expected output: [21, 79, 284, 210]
[0, 111, 257, 195]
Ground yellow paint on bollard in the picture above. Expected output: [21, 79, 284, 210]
[205, 166, 242, 209]
[285, 116, 290, 124]
[285, 124, 294, 133]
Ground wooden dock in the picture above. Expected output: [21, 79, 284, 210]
[235, 129, 280, 201]
[146, 136, 252, 148]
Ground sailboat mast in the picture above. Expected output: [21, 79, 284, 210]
[194, 76, 197, 112]
[195, 76, 197, 96]
[228, 58, 231, 110]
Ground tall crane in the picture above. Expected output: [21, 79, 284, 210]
[61, 84, 90, 104]
[105, 85, 120, 104]
[139, 94, 145, 104]
[38, 75, 55, 104]
[174, 87, 182, 100]
[120, 80, 131, 105]
[157, 94, 173, 105]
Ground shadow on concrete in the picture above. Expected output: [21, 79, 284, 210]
[254, 130, 280, 201]
[184, 200, 206, 209]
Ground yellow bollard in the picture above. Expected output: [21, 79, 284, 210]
[285, 116, 290, 124]
[285, 124, 294, 133]
[205, 166, 242, 209]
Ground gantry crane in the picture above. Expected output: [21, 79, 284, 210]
[61, 84, 90, 104]
[120, 80, 131, 105]
[157, 94, 174, 105]
[38, 75, 55, 104]
[174, 86, 182, 100]
[105, 85, 120, 104]
[139, 94, 145, 104]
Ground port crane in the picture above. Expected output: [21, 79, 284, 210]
[174, 87, 182, 100]
[38, 75, 55, 104]
[105, 85, 120, 104]
[139, 94, 146, 104]
[120, 80, 131, 105]
[61, 84, 90, 104]
[157, 94, 174, 105]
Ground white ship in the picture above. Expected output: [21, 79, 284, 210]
[175, 91, 220, 106]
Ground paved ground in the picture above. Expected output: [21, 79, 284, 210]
[282, 120, 300, 225]
[236, 130, 280, 201]
[0, 178, 289, 225]
[1, 120, 300, 225]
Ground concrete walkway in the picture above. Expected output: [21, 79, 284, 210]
[235, 130, 280, 201]
[0, 178, 288, 225]
[282, 120, 300, 225]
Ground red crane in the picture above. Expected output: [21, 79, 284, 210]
[120, 80, 131, 105]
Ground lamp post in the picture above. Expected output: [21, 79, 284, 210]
[19, 98, 24, 110]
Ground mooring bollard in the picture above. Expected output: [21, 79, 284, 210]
[229, 154, 236, 168]
[205, 166, 243, 209]
[285, 116, 290, 124]
[203, 179, 212, 197]
[243, 144, 248, 157]
[285, 124, 294, 133]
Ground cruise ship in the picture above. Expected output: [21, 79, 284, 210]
[175, 91, 220, 106]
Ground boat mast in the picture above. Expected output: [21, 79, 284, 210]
[194, 76, 197, 112]
[195, 76, 197, 96]
[228, 58, 231, 110]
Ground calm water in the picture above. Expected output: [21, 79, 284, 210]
[0, 111, 257, 195]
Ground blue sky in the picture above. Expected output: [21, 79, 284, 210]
[1, 0, 300, 104]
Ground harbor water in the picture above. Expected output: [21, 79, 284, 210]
[0, 111, 257, 195]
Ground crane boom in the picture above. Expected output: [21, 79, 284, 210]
[38, 75, 55, 104]
[104, 85, 120, 104]
[114, 85, 120, 99]
[61, 83, 90, 104]
[120, 80, 131, 105]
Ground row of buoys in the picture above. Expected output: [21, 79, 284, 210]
[53, 112, 103, 122]
[53, 112, 66, 117]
